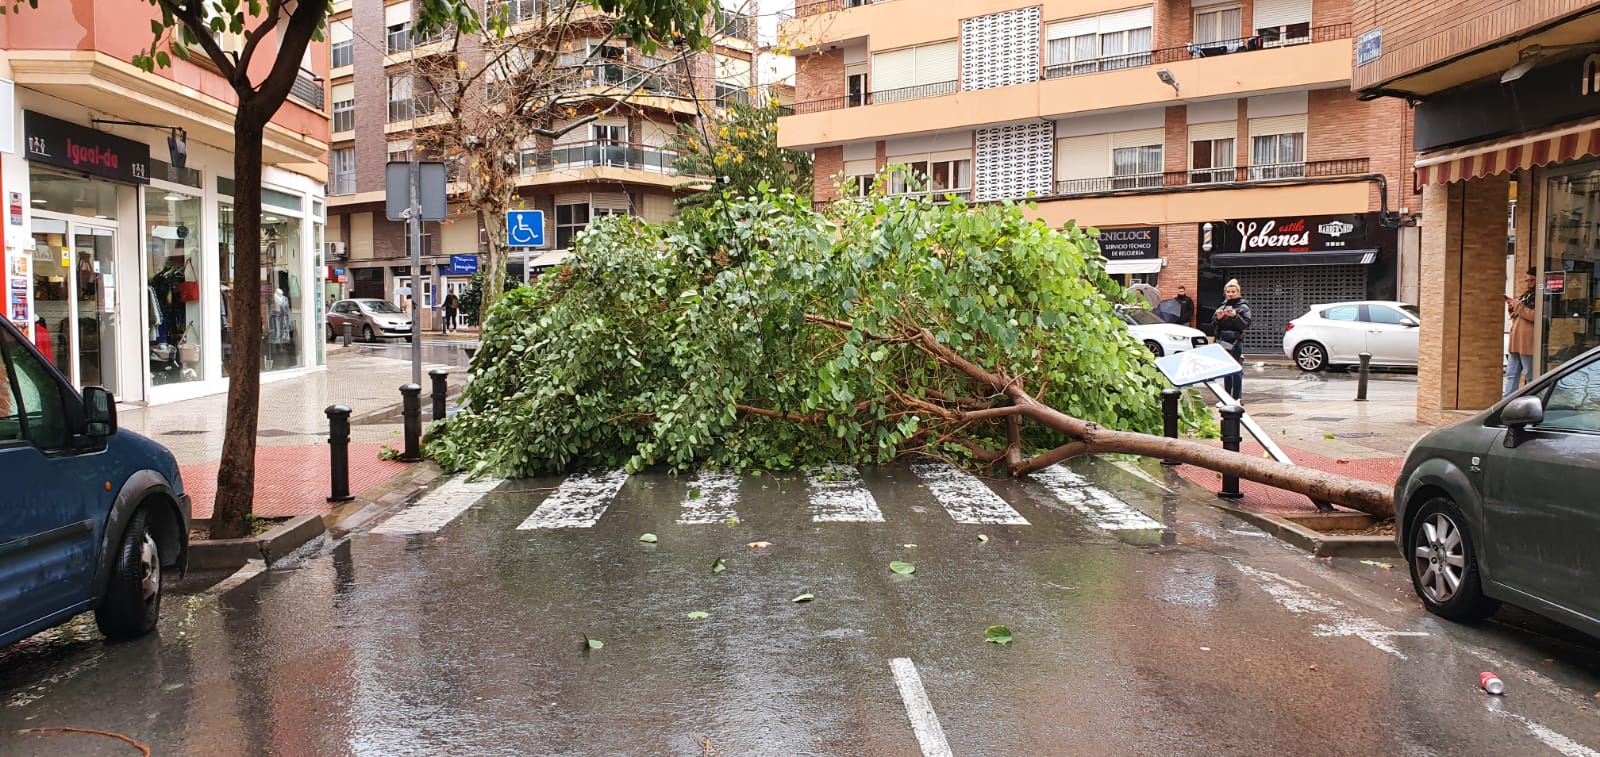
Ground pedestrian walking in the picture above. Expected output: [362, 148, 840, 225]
[443, 292, 460, 334]
[1504, 267, 1537, 396]
[1213, 279, 1252, 401]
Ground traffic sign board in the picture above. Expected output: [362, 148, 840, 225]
[507, 210, 545, 248]
[1155, 343, 1241, 386]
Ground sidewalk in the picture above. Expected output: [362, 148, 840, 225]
[1172, 362, 1429, 516]
[121, 343, 470, 520]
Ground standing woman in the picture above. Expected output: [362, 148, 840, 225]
[1214, 279, 1253, 400]
[443, 292, 460, 334]
[1504, 267, 1537, 396]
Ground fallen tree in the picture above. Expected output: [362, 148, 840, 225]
[427, 187, 1394, 517]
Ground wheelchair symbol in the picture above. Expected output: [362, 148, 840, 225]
[506, 210, 545, 247]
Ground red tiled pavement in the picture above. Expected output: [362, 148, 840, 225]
[1173, 442, 1404, 515]
[183, 443, 414, 519]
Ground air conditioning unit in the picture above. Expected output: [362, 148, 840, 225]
[325, 241, 347, 260]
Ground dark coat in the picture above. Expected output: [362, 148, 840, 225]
[1213, 297, 1253, 346]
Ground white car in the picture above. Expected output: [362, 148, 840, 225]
[1118, 307, 1208, 358]
[1282, 300, 1421, 371]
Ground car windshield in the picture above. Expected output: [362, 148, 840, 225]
[361, 300, 403, 314]
[1120, 308, 1166, 326]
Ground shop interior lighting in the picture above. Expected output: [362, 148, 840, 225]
[162, 193, 188, 202]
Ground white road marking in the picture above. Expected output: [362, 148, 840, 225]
[1031, 465, 1163, 531]
[808, 464, 885, 522]
[209, 559, 267, 594]
[678, 469, 740, 524]
[516, 469, 629, 530]
[912, 462, 1029, 525]
[372, 475, 506, 535]
[889, 658, 954, 757]
[1493, 706, 1600, 757]
[1228, 560, 1427, 658]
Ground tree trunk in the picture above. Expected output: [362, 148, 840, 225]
[210, 110, 269, 540]
[476, 192, 512, 322]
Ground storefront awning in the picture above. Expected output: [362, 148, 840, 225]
[1104, 258, 1162, 275]
[1210, 250, 1378, 268]
[1415, 118, 1600, 187]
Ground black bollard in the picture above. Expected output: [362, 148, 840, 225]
[1160, 388, 1182, 466]
[429, 367, 449, 421]
[325, 404, 355, 503]
[1218, 404, 1244, 499]
[342, 321, 353, 347]
[1356, 352, 1372, 401]
[399, 383, 423, 462]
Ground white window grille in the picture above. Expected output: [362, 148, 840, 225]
[1250, 132, 1305, 179]
[975, 122, 1054, 201]
[330, 148, 355, 195]
[961, 7, 1041, 91]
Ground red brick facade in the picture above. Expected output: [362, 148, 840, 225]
[1351, 0, 1593, 92]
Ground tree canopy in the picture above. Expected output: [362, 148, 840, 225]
[670, 97, 814, 209]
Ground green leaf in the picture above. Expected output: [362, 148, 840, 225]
[638, 533, 658, 543]
[790, 593, 814, 603]
[688, 488, 701, 499]
[686, 611, 710, 619]
[1324, 433, 1336, 440]
[582, 634, 604, 650]
[985, 625, 1013, 645]
[711, 557, 727, 574]
[889, 560, 916, 575]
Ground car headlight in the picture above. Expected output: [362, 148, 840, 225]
[1166, 333, 1189, 341]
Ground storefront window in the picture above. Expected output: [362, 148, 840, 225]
[218, 203, 234, 377]
[1543, 166, 1600, 372]
[146, 188, 205, 384]
[263, 213, 303, 372]
[313, 215, 325, 366]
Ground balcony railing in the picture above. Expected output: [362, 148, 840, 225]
[792, 79, 957, 114]
[1043, 50, 1155, 80]
[562, 62, 693, 98]
[1053, 157, 1369, 196]
[387, 27, 412, 54]
[1152, 23, 1350, 64]
[795, 0, 883, 18]
[519, 140, 684, 175]
[388, 99, 413, 122]
[716, 10, 755, 41]
[290, 71, 324, 109]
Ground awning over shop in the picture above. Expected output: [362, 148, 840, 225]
[1210, 250, 1378, 267]
[1415, 119, 1600, 187]
[1105, 258, 1162, 275]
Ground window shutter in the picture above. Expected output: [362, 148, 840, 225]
[1112, 128, 1165, 149]
[1249, 114, 1307, 137]
[1188, 121, 1235, 143]
[717, 55, 752, 86]
[554, 120, 587, 146]
[555, 192, 588, 206]
[590, 192, 630, 211]
[1056, 134, 1110, 180]
[1253, 0, 1311, 30]
[331, 82, 354, 102]
[914, 41, 958, 86]
[384, 1, 411, 26]
[331, 19, 353, 43]
[843, 159, 875, 175]
[1046, 17, 1097, 41]
[1099, 6, 1153, 33]
[871, 48, 916, 92]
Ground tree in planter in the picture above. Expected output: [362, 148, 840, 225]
[410, 0, 715, 327]
[427, 188, 1394, 518]
[669, 97, 813, 208]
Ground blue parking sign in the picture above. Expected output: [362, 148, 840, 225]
[506, 210, 545, 248]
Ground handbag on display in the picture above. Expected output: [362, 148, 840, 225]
[178, 322, 200, 365]
[178, 258, 201, 302]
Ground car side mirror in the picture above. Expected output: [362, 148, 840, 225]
[1502, 396, 1543, 448]
[83, 386, 117, 438]
[1403, 319, 1419, 327]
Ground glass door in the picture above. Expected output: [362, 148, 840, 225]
[28, 218, 118, 395]
[30, 218, 73, 379]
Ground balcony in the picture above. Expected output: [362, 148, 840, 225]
[1052, 158, 1369, 197]
[519, 140, 683, 175]
[794, 0, 884, 19]
[792, 80, 957, 114]
[559, 61, 694, 100]
[715, 10, 756, 42]
[290, 71, 325, 110]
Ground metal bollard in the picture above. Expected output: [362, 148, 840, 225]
[1356, 352, 1372, 401]
[1218, 404, 1244, 499]
[399, 383, 423, 462]
[342, 321, 353, 347]
[429, 367, 449, 422]
[1160, 387, 1182, 466]
[325, 404, 355, 503]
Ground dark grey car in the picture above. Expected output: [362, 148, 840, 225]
[1394, 346, 1600, 636]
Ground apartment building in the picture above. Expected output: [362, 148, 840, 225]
[1353, 1, 1600, 422]
[0, 7, 331, 405]
[324, 0, 758, 321]
[779, 0, 1416, 353]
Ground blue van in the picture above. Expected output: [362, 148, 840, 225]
[1, 318, 188, 646]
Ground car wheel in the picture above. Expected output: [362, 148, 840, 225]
[326, 323, 337, 343]
[362, 325, 376, 343]
[1143, 340, 1164, 358]
[1294, 341, 1328, 372]
[94, 509, 161, 640]
[1409, 496, 1499, 622]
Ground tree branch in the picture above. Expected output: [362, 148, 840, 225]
[158, 0, 237, 82]
[235, 0, 284, 78]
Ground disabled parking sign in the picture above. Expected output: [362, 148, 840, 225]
[506, 210, 546, 248]
[1155, 343, 1241, 387]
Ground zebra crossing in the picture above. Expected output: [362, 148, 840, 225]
[371, 461, 1168, 537]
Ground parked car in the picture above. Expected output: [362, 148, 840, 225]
[326, 298, 413, 343]
[1118, 306, 1209, 358]
[0, 318, 189, 647]
[1394, 345, 1600, 637]
[1282, 300, 1420, 371]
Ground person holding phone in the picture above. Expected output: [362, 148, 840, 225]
[1213, 279, 1252, 400]
[1504, 267, 1537, 396]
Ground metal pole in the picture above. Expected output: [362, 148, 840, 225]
[399, 383, 423, 462]
[325, 404, 355, 503]
[342, 321, 353, 347]
[1160, 387, 1181, 466]
[1205, 379, 1294, 465]
[408, 160, 423, 387]
[1218, 404, 1244, 499]
[429, 367, 449, 422]
[1356, 352, 1371, 401]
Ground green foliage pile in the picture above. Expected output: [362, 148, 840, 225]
[426, 189, 1209, 478]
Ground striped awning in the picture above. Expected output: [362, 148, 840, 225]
[1415, 119, 1600, 187]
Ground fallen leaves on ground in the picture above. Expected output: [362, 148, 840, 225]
[791, 593, 815, 603]
[638, 533, 658, 543]
[985, 625, 1013, 645]
[889, 561, 916, 575]
[711, 557, 727, 574]
[747, 541, 772, 549]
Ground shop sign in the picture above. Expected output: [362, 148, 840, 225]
[23, 111, 150, 185]
[449, 254, 480, 275]
[1098, 226, 1159, 260]
[7, 192, 20, 226]
[1201, 213, 1376, 255]
[1546, 272, 1566, 295]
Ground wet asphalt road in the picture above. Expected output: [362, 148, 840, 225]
[4, 456, 1600, 756]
